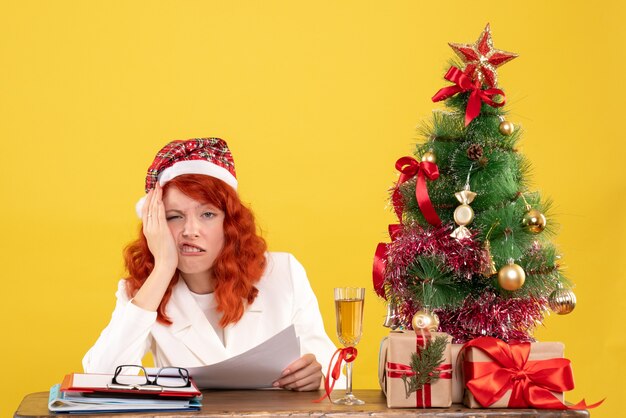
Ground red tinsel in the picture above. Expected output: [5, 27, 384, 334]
[436, 292, 548, 343]
[384, 224, 485, 287]
[381, 224, 547, 343]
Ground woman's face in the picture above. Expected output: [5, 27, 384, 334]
[162, 185, 225, 279]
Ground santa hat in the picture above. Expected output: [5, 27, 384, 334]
[135, 138, 237, 217]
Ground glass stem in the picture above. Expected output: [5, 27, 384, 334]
[345, 360, 353, 396]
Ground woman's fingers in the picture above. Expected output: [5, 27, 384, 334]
[281, 363, 323, 391]
[273, 354, 322, 391]
[141, 188, 155, 229]
[143, 184, 164, 228]
[149, 184, 160, 218]
[142, 183, 179, 273]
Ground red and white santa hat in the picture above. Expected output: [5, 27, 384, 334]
[135, 138, 237, 217]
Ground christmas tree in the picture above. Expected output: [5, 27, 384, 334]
[374, 24, 577, 343]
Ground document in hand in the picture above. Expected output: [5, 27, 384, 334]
[60, 372, 202, 397]
[48, 384, 202, 413]
[185, 324, 301, 389]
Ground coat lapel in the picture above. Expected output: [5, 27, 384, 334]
[167, 279, 230, 364]
[165, 279, 268, 362]
[223, 253, 273, 355]
[223, 294, 264, 356]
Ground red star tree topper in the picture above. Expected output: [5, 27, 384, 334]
[448, 23, 518, 88]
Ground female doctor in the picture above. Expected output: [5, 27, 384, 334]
[83, 138, 341, 391]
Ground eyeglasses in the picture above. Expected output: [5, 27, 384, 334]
[110, 365, 191, 391]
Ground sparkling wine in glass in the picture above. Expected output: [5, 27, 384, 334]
[333, 287, 365, 405]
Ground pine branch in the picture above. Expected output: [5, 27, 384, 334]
[406, 255, 466, 308]
[401, 335, 449, 398]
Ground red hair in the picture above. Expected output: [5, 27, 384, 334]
[123, 175, 267, 327]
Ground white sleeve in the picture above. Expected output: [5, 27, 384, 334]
[82, 280, 157, 374]
[287, 254, 346, 389]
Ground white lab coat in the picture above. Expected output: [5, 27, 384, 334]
[83, 252, 343, 387]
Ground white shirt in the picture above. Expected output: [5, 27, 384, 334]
[188, 291, 224, 345]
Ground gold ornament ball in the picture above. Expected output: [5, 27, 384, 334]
[497, 263, 526, 291]
[499, 120, 515, 136]
[411, 310, 440, 332]
[421, 151, 436, 164]
[549, 288, 577, 315]
[522, 209, 547, 233]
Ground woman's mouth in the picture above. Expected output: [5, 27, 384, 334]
[180, 244, 206, 253]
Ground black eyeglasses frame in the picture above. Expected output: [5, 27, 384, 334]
[111, 365, 191, 389]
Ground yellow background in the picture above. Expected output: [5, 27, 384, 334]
[1, 1, 623, 416]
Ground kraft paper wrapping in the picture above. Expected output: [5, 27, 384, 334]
[451, 344, 464, 404]
[463, 341, 565, 408]
[379, 331, 452, 408]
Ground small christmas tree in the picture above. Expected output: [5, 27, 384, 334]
[374, 24, 577, 343]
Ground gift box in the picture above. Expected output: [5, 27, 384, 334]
[462, 337, 571, 409]
[451, 344, 464, 404]
[379, 331, 452, 408]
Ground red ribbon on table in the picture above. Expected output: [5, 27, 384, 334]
[432, 66, 506, 126]
[314, 347, 357, 403]
[386, 334, 452, 407]
[462, 337, 604, 410]
[372, 224, 402, 298]
[392, 156, 441, 227]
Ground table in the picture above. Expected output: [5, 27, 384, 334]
[15, 389, 590, 417]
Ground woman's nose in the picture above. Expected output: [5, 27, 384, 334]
[182, 218, 200, 237]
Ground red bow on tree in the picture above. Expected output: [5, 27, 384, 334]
[377, 157, 441, 300]
[463, 337, 604, 410]
[392, 156, 441, 227]
[432, 66, 506, 126]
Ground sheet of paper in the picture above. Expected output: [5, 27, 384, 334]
[187, 324, 301, 389]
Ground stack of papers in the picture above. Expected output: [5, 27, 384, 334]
[48, 373, 202, 413]
[48, 384, 202, 413]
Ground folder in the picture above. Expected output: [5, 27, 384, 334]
[60, 372, 202, 398]
[49, 384, 202, 413]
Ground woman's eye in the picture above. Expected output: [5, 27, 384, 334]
[166, 215, 182, 221]
[202, 212, 216, 219]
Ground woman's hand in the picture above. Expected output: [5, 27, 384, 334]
[132, 184, 179, 312]
[142, 183, 178, 274]
[273, 353, 323, 391]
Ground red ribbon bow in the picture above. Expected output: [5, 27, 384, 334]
[392, 156, 441, 227]
[372, 224, 402, 298]
[314, 347, 357, 403]
[463, 337, 603, 410]
[378, 156, 440, 300]
[432, 66, 506, 126]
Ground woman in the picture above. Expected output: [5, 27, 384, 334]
[83, 138, 341, 391]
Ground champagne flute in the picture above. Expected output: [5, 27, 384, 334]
[333, 287, 365, 405]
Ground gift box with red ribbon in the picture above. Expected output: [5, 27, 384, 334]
[462, 337, 602, 410]
[379, 330, 452, 408]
